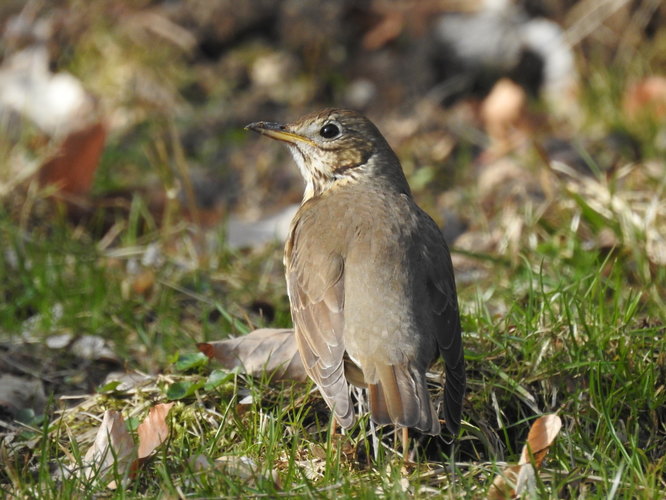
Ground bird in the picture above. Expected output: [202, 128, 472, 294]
[245, 108, 465, 439]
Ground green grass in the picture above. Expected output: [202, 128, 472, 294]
[1, 175, 664, 497]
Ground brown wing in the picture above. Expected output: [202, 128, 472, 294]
[423, 215, 466, 434]
[285, 216, 354, 427]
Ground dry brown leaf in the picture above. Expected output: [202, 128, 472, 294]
[198, 328, 306, 382]
[519, 413, 562, 467]
[80, 410, 136, 488]
[487, 414, 562, 499]
[0, 46, 105, 197]
[137, 403, 174, 459]
[39, 121, 106, 196]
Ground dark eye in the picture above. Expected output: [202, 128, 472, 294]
[319, 123, 340, 139]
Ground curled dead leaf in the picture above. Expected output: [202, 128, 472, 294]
[79, 410, 136, 489]
[519, 413, 562, 467]
[198, 328, 306, 382]
[488, 414, 562, 499]
[137, 403, 174, 460]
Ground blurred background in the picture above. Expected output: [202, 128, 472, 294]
[0, 0, 665, 483]
[1, 0, 663, 246]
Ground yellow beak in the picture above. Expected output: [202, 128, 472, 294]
[245, 121, 316, 147]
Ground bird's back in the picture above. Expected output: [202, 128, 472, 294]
[287, 181, 463, 434]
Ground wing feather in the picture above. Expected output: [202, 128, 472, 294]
[422, 215, 466, 434]
[286, 216, 353, 427]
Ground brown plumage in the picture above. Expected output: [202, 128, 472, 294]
[246, 109, 465, 435]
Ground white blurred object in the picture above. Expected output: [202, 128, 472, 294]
[520, 18, 578, 112]
[344, 78, 377, 109]
[435, 1, 524, 74]
[433, 1, 578, 118]
[226, 204, 299, 249]
[0, 45, 95, 137]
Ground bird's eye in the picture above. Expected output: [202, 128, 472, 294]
[319, 123, 340, 139]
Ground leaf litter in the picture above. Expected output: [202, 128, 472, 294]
[198, 328, 307, 382]
[488, 414, 563, 499]
[69, 403, 175, 490]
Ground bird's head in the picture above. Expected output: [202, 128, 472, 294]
[246, 108, 408, 200]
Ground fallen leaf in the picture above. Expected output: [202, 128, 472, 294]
[137, 403, 174, 459]
[0, 45, 105, 197]
[518, 413, 562, 468]
[80, 410, 136, 488]
[39, 120, 106, 196]
[198, 328, 306, 382]
[487, 414, 562, 499]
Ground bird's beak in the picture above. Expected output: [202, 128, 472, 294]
[245, 121, 316, 147]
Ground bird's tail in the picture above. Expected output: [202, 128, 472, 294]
[367, 363, 441, 435]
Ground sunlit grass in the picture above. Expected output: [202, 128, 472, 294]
[1, 175, 663, 497]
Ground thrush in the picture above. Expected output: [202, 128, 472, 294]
[246, 109, 465, 436]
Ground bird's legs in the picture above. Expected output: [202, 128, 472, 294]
[392, 426, 410, 461]
[331, 416, 339, 435]
[401, 427, 410, 461]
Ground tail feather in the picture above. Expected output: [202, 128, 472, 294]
[368, 383, 390, 425]
[367, 364, 440, 435]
